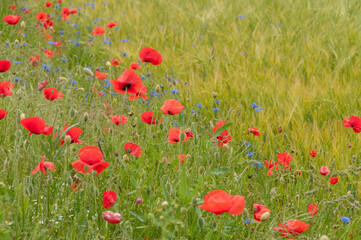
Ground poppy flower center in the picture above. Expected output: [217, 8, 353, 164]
[122, 83, 132, 91]
[126, 148, 131, 154]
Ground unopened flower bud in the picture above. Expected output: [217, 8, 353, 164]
[179, 131, 186, 142]
[136, 198, 143, 204]
[69, 108, 76, 117]
[212, 92, 218, 98]
[222, 143, 230, 150]
[180, 207, 187, 216]
[161, 201, 169, 207]
[83, 112, 89, 122]
[64, 135, 72, 145]
[197, 217, 205, 228]
[20, 21, 26, 28]
[198, 166, 205, 174]
[82, 67, 94, 77]
[155, 85, 161, 93]
[260, 212, 270, 221]
[14, 39, 19, 44]
[319, 236, 330, 240]
[20, 113, 26, 120]
[106, 61, 111, 67]
[123, 155, 129, 162]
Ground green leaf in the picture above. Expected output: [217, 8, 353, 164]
[129, 211, 145, 223]
[210, 122, 233, 141]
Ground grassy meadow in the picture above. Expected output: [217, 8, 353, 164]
[1, 0, 361, 239]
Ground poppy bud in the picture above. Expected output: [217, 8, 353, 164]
[20, 21, 25, 28]
[83, 112, 89, 122]
[197, 217, 205, 228]
[348, 143, 352, 148]
[84, 165, 89, 173]
[222, 143, 230, 150]
[106, 61, 111, 67]
[161, 201, 169, 207]
[260, 212, 270, 221]
[181, 207, 187, 216]
[69, 108, 76, 117]
[14, 39, 19, 44]
[136, 198, 143, 204]
[123, 155, 129, 162]
[214, 152, 220, 158]
[82, 67, 94, 77]
[134, 133, 139, 139]
[319, 236, 330, 240]
[20, 113, 26, 120]
[64, 135, 72, 145]
[212, 92, 218, 98]
[243, 207, 250, 218]
[132, 123, 137, 128]
[279, 176, 285, 184]
[155, 85, 161, 93]
[179, 131, 186, 142]
[47, 177, 53, 185]
[59, 77, 68, 82]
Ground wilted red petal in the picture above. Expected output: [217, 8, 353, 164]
[102, 211, 122, 224]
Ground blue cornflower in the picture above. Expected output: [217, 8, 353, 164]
[191, 43, 197, 46]
[15, 77, 21, 82]
[59, 30, 64, 35]
[61, 58, 68, 62]
[121, 52, 127, 57]
[341, 217, 350, 223]
[247, 152, 254, 158]
[243, 141, 251, 147]
[251, 102, 259, 108]
[197, 103, 204, 108]
[157, 26, 163, 29]
[237, 15, 247, 18]
[121, 39, 129, 43]
[70, 80, 77, 85]
[170, 89, 179, 95]
[214, 100, 221, 104]
[251, 161, 263, 167]
[255, 107, 264, 112]
[213, 107, 220, 112]
[243, 219, 253, 224]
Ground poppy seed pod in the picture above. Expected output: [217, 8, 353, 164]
[155, 85, 161, 92]
[83, 112, 89, 122]
[64, 135, 72, 145]
[69, 108, 76, 117]
[82, 67, 94, 77]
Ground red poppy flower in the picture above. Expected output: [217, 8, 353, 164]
[106, 22, 117, 28]
[95, 71, 107, 80]
[70, 9, 78, 14]
[254, 204, 271, 221]
[277, 152, 292, 166]
[274, 220, 310, 238]
[198, 190, 245, 215]
[139, 47, 162, 65]
[110, 69, 143, 95]
[92, 27, 106, 36]
[10, 4, 16, 10]
[20, 117, 53, 136]
[330, 176, 338, 184]
[38, 79, 47, 91]
[0, 60, 11, 72]
[209, 121, 232, 147]
[102, 190, 117, 209]
[161, 99, 184, 115]
[36, 12, 49, 22]
[128, 83, 148, 101]
[43, 19, 54, 29]
[3, 15, 21, 25]
[110, 115, 128, 126]
[130, 62, 141, 69]
[177, 154, 186, 163]
[265, 159, 279, 176]
[307, 203, 318, 216]
[32, 156, 56, 175]
[30, 55, 41, 66]
[309, 149, 317, 158]
[320, 166, 330, 176]
[343, 115, 361, 133]
[0, 109, 8, 120]
[248, 128, 261, 136]
[141, 111, 162, 125]
[71, 146, 110, 175]
[45, 1, 53, 7]
[111, 59, 121, 66]
[54, 123, 83, 145]
[168, 128, 191, 144]
[102, 211, 122, 224]
[124, 143, 142, 157]
[43, 88, 63, 101]
[0, 81, 14, 97]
